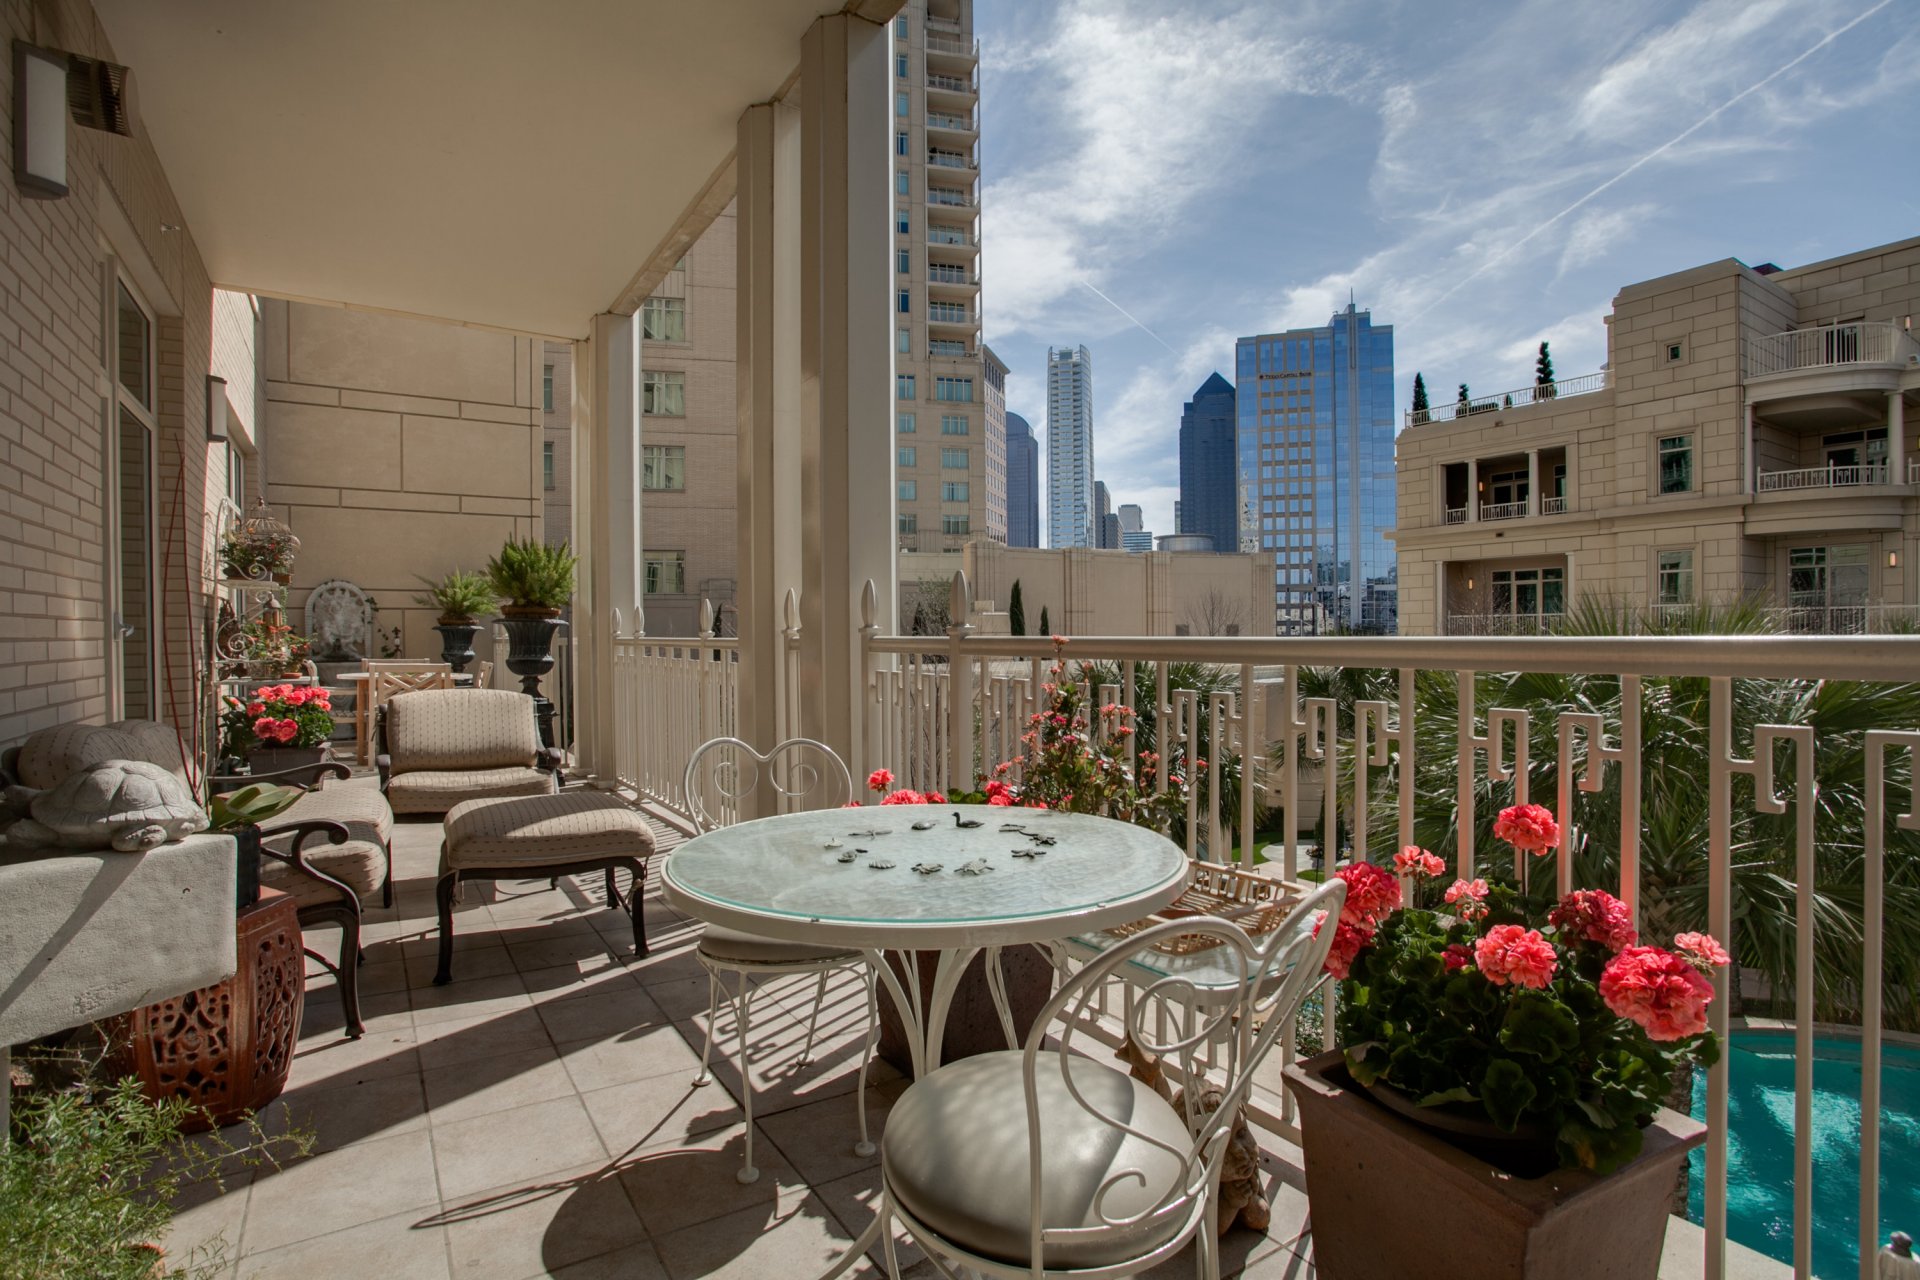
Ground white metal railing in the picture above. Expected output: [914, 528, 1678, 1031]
[1746, 321, 1920, 378]
[1443, 506, 1467, 524]
[925, 110, 975, 131]
[927, 340, 975, 357]
[928, 303, 975, 324]
[925, 32, 978, 57]
[1479, 499, 1528, 521]
[927, 148, 975, 170]
[1757, 463, 1890, 491]
[927, 189, 974, 209]
[928, 227, 976, 246]
[1405, 370, 1608, 427]
[926, 71, 977, 93]
[927, 264, 974, 285]
[1764, 603, 1920, 635]
[840, 570, 1920, 1280]
[1442, 612, 1564, 636]
[1541, 495, 1567, 515]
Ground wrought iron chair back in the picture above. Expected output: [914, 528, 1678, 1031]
[1021, 877, 1347, 1273]
[681, 736, 852, 830]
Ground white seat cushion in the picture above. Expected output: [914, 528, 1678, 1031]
[696, 923, 859, 966]
[882, 1050, 1195, 1269]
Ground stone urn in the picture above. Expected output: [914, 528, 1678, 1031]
[499, 610, 565, 747]
[1283, 1051, 1705, 1280]
[433, 619, 482, 674]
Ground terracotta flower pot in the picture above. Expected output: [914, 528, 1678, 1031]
[1283, 1051, 1705, 1280]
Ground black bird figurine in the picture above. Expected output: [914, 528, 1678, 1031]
[953, 812, 984, 829]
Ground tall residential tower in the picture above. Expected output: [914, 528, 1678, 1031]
[1046, 344, 1094, 547]
[1236, 304, 1396, 633]
[1178, 372, 1238, 554]
[1003, 411, 1039, 546]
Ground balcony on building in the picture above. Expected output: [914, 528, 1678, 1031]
[927, 143, 979, 178]
[926, 259, 980, 301]
[1404, 369, 1609, 429]
[926, 299, 981, 333]
[1746, 323, 1918, 505]
[923, 28, 979, 68]
[924, 105, 979, 142]
[1439, 446, 1571, 525]
[925, 67, 979, 105]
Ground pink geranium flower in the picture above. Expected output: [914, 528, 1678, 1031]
[1334, 862, 1402, 928]
[1314, 910, 1374, 980]
[1474, 925, 1558, 989]
[1600, 946, 1715, 1041]
[1443, 877, 1490, 921]
[868, 768, 894, 793]
[1548, 889, 1638, 952]
[878, 788, 923, 805]
[1442, 943, 1473, 973]
[253, 716, 279, 741]
[1392, 845, 1446, 879]
[1494, 802, 1561, 855]
[1673, 932, 1731, 971]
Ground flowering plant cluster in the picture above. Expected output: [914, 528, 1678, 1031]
[220, 526, 296, 580]
[220, 683, 334, 755]
[864, 768, 947, 806]
[1329, 805, 1725, 1174]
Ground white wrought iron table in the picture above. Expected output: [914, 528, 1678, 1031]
[661, 802, 1187, 1277]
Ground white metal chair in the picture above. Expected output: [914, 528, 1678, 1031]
[872, 879, 1346, 1280]
[681, 736, 879, 1184]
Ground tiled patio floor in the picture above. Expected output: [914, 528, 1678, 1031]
[166, 778, 1761, 1279]
[165, 778, 1324, 1279]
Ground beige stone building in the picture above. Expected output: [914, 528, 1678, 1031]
[955, 541, 1280, 637]
[1394, 236, 1920, 634]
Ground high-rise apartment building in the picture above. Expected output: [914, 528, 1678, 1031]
[1118, 503, 1142, 534]
[1003, 411, 1040, 547]
[1046, 344, 1094, 547]
[1394, 235, 1920, 637]
[893, 0, 1002, 554]
[1093, 480, 1114, 549]
[1179, 371, 1238, 554]
[1237, 304, 1397, 634]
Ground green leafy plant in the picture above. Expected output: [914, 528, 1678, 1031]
[219, 527, 295, 581]
[1008, 579, 1026, 637]
[207, 783, 302, 831]
[413, 569, 498, 623]
[485, 538, 576, 614]
[219, 684, 333, 754]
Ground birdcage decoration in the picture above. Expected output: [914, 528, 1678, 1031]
[220, 498, 301, 584]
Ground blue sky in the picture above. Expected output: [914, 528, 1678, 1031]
[973, 0, 1920, 540]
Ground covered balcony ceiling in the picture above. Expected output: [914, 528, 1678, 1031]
[94, 0, 861, 339]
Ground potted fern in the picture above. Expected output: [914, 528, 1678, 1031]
[485, 537, 577, 745]
[414, 569, 498, 674]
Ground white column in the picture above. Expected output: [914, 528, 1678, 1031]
[1889, 391, 1906, 486]
[575, 314, 642, 782]
[797, 10, 895, 769]
[1465, 458, 1479, 522]
[1526, 449, 1539, 517]
[1742, 402, 1757, 495]
[736, 99, 804, 794]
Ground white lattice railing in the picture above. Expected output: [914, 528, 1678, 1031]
[1405, 370, 1609, 426]
[1746, 321, 1920, 378]
[1757, 463, 1890, 491]
[1541, 495, 1567, 514]
[1479, 499, 1528, 521]
[841, 571, 1920, 1280]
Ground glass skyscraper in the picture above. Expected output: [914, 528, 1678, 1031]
[1236, 305, 1396, 633]
[1178, 372, 1238, 554]
[1003, 411, 1039, 547]
[1046, 345, 1094, 547]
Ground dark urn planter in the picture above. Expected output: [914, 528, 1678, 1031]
[247, 744, 328, 775]
[1283, 1051, 1706, 1280]
[500, 611, 564, 747]
[875, 944, 1055, 1074]
[433, 620, 482, 674]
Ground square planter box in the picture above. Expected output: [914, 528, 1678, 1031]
[246, 745, 330, 775]
[1283, 1050, 1705, 1280]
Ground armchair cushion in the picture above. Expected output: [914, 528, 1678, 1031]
[385, 689, 540, 771]
[261, 838, 385, 910]
[278, 782, 393, 846]
[389, 766, 557, 816]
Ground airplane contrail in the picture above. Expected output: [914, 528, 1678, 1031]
[1077, 278, 1179, 355]
[1410, 0, 1895, 322]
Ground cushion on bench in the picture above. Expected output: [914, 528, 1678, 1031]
[442, 792, 655, 873]
[388, 766, 556, 815]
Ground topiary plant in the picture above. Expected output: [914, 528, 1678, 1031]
[485, 538, 577, 616]
[413, 569, 498, 624]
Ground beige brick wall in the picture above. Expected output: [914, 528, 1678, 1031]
[959, 542, 1280, 637]
[0, 0, 234, 751]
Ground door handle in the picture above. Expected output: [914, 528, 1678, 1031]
[113, 611, 135, 640]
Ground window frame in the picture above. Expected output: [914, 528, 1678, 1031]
[107, 269, 158, 720]
[643, 550, 687, 595]
[1656, 433, 1693, 495]
[641, 443, 687, 491]
[642, 370, 686, 417]
[1655, 548, 1693, 606]
[641, 296, 687, 343]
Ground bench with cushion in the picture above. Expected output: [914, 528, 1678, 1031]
[377, 688, 563, 816]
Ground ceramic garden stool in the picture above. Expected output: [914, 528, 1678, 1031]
[434, 792, 655, 984]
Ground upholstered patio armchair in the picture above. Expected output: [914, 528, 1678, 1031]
[376, 688, 564, 816]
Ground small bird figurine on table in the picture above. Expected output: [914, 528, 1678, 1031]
[953, 813, 984, 829]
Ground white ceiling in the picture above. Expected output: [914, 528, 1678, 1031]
[94, 1, 832, 339]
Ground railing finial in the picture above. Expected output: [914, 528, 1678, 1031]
[699, 597, 714, 638]
[860, 579, 876, 628]
[609, 607, 623, 639]
[948, 569, 971, 622]
[785, 587, 801, 633]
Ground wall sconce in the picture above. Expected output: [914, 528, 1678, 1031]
[1467, 577, 1476, 590]
[13, 43, 69, 199]
[206, 375, 229, 443]
[1890, 550, 1899, 569]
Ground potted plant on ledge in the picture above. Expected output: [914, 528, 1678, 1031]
[220, 684, 335, 776]
[485, 536, 576, 747]
[415, 569, 498, 674]
[1284, 807, 1725, 1280]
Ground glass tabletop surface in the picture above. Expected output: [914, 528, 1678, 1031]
[664, 804, 1186, 928]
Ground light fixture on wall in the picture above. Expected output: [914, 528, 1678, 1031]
[1466, 576, 1475, 590]
[206, 375, 229, 443]
[13, 42, 69, 198]
[1890, 550, 1899, 569]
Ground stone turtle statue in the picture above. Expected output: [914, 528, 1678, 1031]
[4, 759, 208, 852]
[1118, 1035, 1269, 1236]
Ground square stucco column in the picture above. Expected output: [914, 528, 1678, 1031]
[736, 100, 805, 812]
[797, 11, 896, 772]
[573, 315, 643, 782]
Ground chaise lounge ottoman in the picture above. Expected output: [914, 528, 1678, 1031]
[435, 791, 656, 984]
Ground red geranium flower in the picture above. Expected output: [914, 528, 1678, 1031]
[1673, 932, 1731, 971]
[1334, 861, 1402, 928]
[1474, 925, 1558, 989]
[1600, 945, 1715, 1041]
[868, 768, 894, 793]
[1494, 802, 1560, 855]
[1548, 889, 1638, 952]
[1314, 910, 1374, 980]
[1392, 845, 1446, 879]
[878, 788, 923, 805]
[1442, 943, 1473, 972]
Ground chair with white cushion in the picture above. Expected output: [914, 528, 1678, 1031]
[872, 878, 1346, 1280]
[681, 736, 878, 1184]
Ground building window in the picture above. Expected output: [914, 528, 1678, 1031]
[898, 513, 918, 534]
[897, 329, 911, 354]
[1657, 435, 1693, 494]
[942, 515, 971, 536]
[897, 374, 916, 400]
[1490, 567, 1565, 627]
[942, 481, 969, 502]
[941, 447, 968, 469]
[542, 364, 554, 412]
[642, 296, 686, 342]
[1656, 550, 1693, 605]
[898, 446, 916, 467]
[898, 289, 911, 314]
[897, 130, 909, 157]
[642, 444, 686, 491]
[894, 15, 906, 36]
[935, 376, 974, 402]
[898, 249, 910, 274]
[1788, 545, 1870, 618]
[898, 479, 917, 501]
[896, 90, 909, 117]
[897, 54, 907, 78]
[1666, 341, 1685, 362]
[897, 212, 911, 235]
[644, 551, 686, 595]
[896, 171, 910, 196]
[543, 441, 556, 491]
[940, 415, 969, 435]
[897, 412, 916, 434]
[642, 370, 685, 416]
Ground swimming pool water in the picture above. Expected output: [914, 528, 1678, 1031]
[1688, 1033, 1920, 1280]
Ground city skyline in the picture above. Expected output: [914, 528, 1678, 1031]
[973, 0, 1918, 540]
